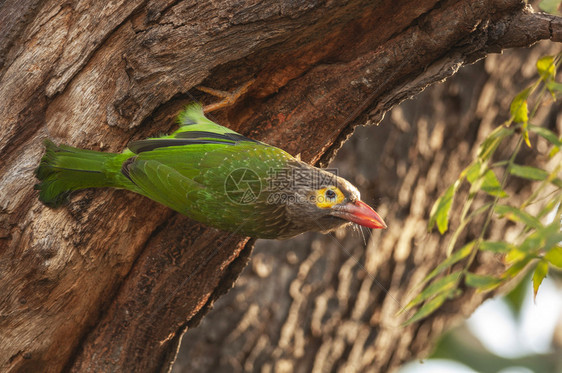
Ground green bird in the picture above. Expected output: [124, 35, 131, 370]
[35, 104, 386, 239]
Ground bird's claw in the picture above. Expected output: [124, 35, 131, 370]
[196, 78, 256, 113]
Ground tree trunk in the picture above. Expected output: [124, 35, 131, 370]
[0, 1, 559, 372]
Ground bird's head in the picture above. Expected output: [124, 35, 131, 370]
[277, 163, 387, 236]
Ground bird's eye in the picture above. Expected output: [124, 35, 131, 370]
[315, 186, 344, 208]
[325, 189, 337, 201]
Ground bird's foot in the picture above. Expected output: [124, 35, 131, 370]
[196, 78, 255, 113]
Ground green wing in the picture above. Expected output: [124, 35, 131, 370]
[127, 103, 264, 154]
[124, 157, 204, 211]
[121, 104, 294, 233]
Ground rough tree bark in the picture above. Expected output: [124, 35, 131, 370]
[0, 1, 560, 372]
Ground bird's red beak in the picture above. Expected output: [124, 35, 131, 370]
[337, 200, 387, 229]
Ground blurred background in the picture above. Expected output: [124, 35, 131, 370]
[400, 274, 562, 373]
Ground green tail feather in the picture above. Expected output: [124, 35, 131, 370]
[35, 139, 130, 207]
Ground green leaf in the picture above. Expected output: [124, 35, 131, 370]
[402, 291, 453, 326]
[509, 164, 549, 181]
[465, 161, 482, 183]
[505, 248, 529, 264]
[478, 127, 515, 161]
[540, 220, 562, 252]
[539, 0, 562, 15]
[546, 80, 562, 95]
[480, 240, 515, 253]
[465, 161, 507, 197]
[545, 246, 562, 268]
[420, 241, 475, 286]
[532, 260, 549, 301]
[480, 169, 508, 197]
[528, 123, 562, 155]
[528, 125, 562, 147]
[503, 257, 532, 280]
[428, 181, 458, 234]
[552, 178, 562, 188]
[538, 196, 562, 220]
[403, 272, 461, 312]
[512, 223, 562, 261]
[519, 231, 547, 254]
[510, 88, 530, 124]
[465, 272, 503, 292]
[537, 56, 556, 81]
[517, 220, 562, 255]
[495, 204, 543, 230]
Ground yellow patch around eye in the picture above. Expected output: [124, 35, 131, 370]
[315, 186, 345, 208]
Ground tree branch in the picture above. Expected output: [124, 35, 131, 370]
[487, 5, 562, 50]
